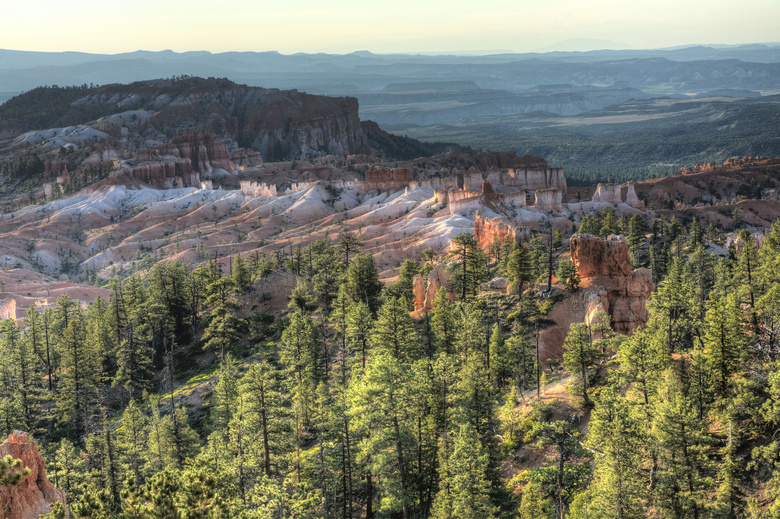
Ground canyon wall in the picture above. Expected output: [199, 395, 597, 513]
[247, 92, 369, 161]
[162, 131, 234, 173]
[570, 234, 654, 334]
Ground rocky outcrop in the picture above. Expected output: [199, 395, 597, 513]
[247, 91, 368, 161]
[592, 183, 622, 204]
[624, 183, 644, 210]
[480, 277, 510, 294]
[231, 148, 264, 169]
[0, 299, 17, 321]
[362, 169, 414, 191]
[113, 160, 199, 189]
[164, 131, 234, 173]
[0, 431, 67, 519]
[474, 211, 526, 252]
[570, 234, 654, 334]
[240, 181, 277, 197]
[413, 274, 426, 310]
[534, 188, 563, 212]
[591, 182, 645, 209]
[412, 263, 453, 312]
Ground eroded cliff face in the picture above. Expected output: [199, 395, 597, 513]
[474, 211, 527, 253]
[165, 131, 234, 173]
[0, 431, 67, 519]
[362, 169, 414, 191]
[241, 91, 368, 161]
[570, 234, 654, 334]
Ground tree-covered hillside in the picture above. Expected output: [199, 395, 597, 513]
[1, 207, 780, 517]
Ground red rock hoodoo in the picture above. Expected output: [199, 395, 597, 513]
[0, 431, 67, 519]
[474, 212, 522, 253]
[570, 234, 654, 334]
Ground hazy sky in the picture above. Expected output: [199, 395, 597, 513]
[3, 0, 779, 54]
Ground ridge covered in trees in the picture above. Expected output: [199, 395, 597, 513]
[2, 212, 780, 518]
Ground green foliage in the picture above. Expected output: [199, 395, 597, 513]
[447, 233, 488, 301]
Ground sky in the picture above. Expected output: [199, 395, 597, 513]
[2, 0, 779, 55]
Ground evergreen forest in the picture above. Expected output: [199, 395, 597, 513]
[2, 212, 780, 519]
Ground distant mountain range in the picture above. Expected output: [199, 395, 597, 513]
[2, 45, 778, 184]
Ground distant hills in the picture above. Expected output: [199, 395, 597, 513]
[2, 44, 779, 184]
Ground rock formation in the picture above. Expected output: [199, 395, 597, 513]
[231, 148, 264, 169]
[592, 183, 622, 205]
[413, 274, 426, 310]
[624, 183, 645, 210]
[163, 131, 234, 173]
[590, 182, 644, 210]
[570, 234, 654, 334]
[247, 91, 368, 161]
[412, 263, 453, 312]
[534, 189, 563, 212]
[362, 169, 414, 191]
[0, 431, 67, 519]
[0, 299, 17, 321]
[473, 211, 528, 252]
[114, 160, 199, 189]
[240, 181, 278, 197]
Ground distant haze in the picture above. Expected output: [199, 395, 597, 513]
[3, 0, 780, 54]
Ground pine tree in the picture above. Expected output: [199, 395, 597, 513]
[431, 287, 457, 355]
[231, 253, 252, 293]
[114, 275, 153, 399]
[56, 310, 98, 439]
[562, 322, 600, 407]
[349, 353, 415, 518]
[0, 319, 44, 433]
[579, 214, 601, 235]
[527, 419, 592, 519]
[447, 233, 488, 301]
[652, 369, 713, 519]
[735, 229, 761, 332]
[506, 243, 534, 295]
[387, 259, 420, 310]
[556, 259, 579, 291]
[489, 324, 509, 387]
[647, 258, 698, 356]
[346, 300, 373, 370]
[586, 386, 647, 519]
[346, 253, 383, 314]
[702, 292, 744, 397]
[600, 207, 619, 237]
[431, 423, 498, 519]
[338, 233, 364, 271]
[241, 361, 292, 478]
[0, 454, 29, 488]
[280, 311, 320, 430]
[117, 399, 147, 484]
[371, 296, 421, 362]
